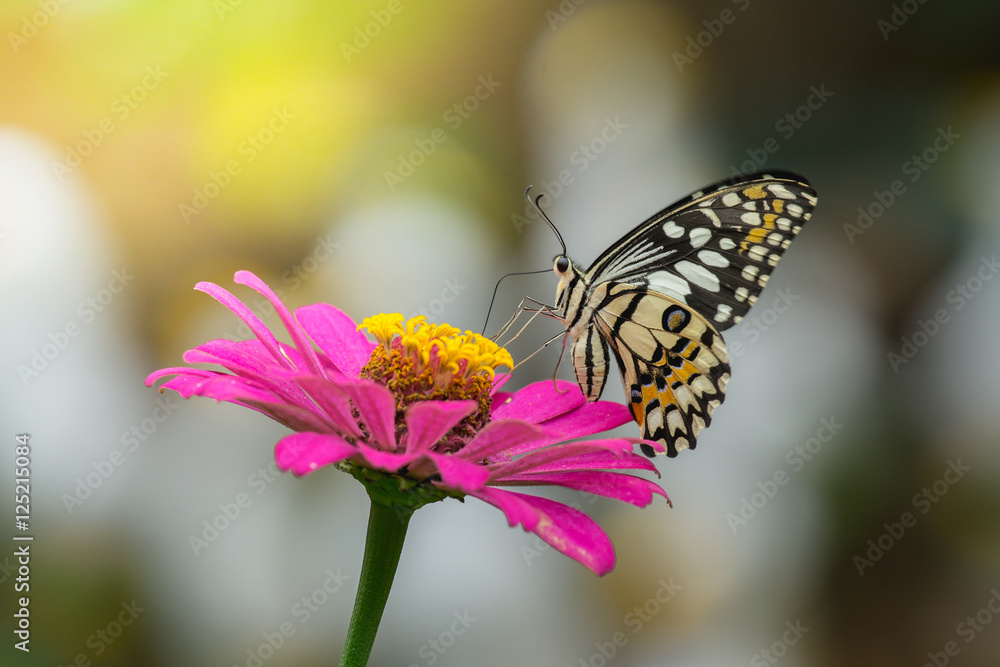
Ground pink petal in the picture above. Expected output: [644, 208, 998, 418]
[234, 271, 327, 379]
[491, 380, 586, 424]
[491, 471, 670, 507]
[355, 442, 414, 473]
[425, 452, 490, 493]
[538, 399, 634, 437]
[503, 400, 637, 457]
[294, 376, 364, 438]
[161, 371, 335, 432]
[158, 372, 274, 403]
[404, 401, 478, 455]
[276, 432, 358, 475]
[194, 281, 292, 370]
[295, 303, 375, 378]
[146, 366, 214, 387]
[491, 391, 515, 407]
[490, 372, 512, 395]
[472, 487, 615, 576]
[456, 420, 551, 463]
[521, 449, 660, 475]
[183, 339, 315, 409]
[342, 381, 398, 450]
[240, 397, 339, 433]
[490, 438, 636, 479]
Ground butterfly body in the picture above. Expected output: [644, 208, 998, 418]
[551, 171, 817, 457]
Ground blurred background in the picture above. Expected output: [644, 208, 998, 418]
[2, 0, 1000, 665]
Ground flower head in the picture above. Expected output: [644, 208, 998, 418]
[357, 314, 510, 452]
[148, 271, 669, 575]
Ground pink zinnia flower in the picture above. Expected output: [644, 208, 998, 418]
[147, 270, 669, 575]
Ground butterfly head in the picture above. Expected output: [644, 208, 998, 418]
[552, 254, 582, 316]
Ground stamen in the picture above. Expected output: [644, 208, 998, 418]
[357, 315, 513, 453]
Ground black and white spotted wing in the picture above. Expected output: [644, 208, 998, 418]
[585, 171, 817, 330]
[551, 171, 816, 457]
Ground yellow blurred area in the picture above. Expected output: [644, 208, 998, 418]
[0, 1, 532, 260]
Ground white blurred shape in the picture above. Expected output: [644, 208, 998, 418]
[0, 127, 147, 512]
[320, 193, 500, 331]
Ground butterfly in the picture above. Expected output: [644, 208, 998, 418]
[549, 171, 817, 457]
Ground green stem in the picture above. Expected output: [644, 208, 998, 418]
[340, 499, 411, 667]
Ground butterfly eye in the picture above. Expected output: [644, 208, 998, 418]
[554, 256, 570, 274]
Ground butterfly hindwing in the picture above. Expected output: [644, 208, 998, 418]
[591, 286, 730, 457]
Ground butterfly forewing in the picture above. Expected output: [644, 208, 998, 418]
[558, 171, 816, 457]
[587, 172, 816, 331]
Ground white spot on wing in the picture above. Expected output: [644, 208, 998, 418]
[719, 237, 736, 250]
[735, 286, 749, 302]
[700, 208, 721, 226]
[689, 227, 711, 248]
[646, 408, 663, 433]
[675, 260, 721, 292]
[666, 409, 684, 435]
[714, 303, 732, 323]
[741, 212, 761, 225]
[647, 270, 691, 302]
[691, 376, 714, 397]
[768, 183, 796, 199]
[697, 249, 729, 267]
[722, 192, 741, 207]
[663, 220, 684, 238]
[741, 264, 759, 280]
[748, 245, 768, 262]
[691, 413, 707, 435]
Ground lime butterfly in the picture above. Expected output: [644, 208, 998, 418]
[549, 171, 817, 457]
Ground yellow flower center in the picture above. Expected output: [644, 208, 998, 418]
[358, 314, 513, 452]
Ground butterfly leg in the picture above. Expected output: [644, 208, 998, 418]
[507, 329, 567, 374]
[550, 332, 570, 394]
[491, 296, 559, 345]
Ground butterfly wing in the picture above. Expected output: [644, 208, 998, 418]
[586, 171, 817, 331]
[591, 284, 730, 457]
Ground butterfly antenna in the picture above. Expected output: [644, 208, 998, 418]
[526, 185, 567, 256]
[481, 268, 552, 335]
